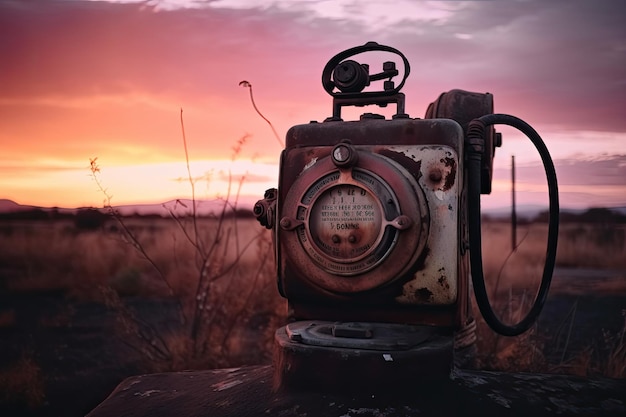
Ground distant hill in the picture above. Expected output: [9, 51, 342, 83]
[1, 198, 624, 222]
[0, 198, 257, 217]
[0, 199, 32, 212]
[113, 198, 257, 217]
[481, 205, 626, 220]
[480, 204, 548, 220]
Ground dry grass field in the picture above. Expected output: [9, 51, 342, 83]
[0, 214, 285, 416]
[0, 213, 624, 415]
[475, 221, 626, 378]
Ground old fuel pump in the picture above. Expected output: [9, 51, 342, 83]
[254, 42, 559, 392]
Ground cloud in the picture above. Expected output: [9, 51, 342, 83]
[490, 154, 626, 209]
[555, 155, 626, 186]
[1, 0, 624, 207]
[495, 154, 626, 186]
[0, 0, 343, 101]
[214, 171, 274, 184]
[0, 162, 87, 179]
[2, 0, 623, 135]
[384, 1, 626, 132]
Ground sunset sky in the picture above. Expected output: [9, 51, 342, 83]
[1, 0, 624, 211]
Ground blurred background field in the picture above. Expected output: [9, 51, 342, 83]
[0, 207, 624, 416]
[474, 217, 626, 379]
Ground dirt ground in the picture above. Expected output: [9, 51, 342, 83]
[0, 268, 624, 417]
[0, 291, 175, 417]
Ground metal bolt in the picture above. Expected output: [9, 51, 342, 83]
[333, 145, 349, 162]
[348, 234, 356, 243]
[429, 170, 443, 182]
[280, 218, 291, 229]
[332, 234, 341, 243]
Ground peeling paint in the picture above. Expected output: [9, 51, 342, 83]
[341, 408, 384, 416]
[437, 275, 450, 290]
[133, 389, 162, 397]
[461, 375, 489, 387]
[303, 157, 318, 172]
[487, 392, 512, 408]
[390, 145, 460, 305]
[121, 379, 142, 391]
[441, 157, 457, 191]
[207, 367, 242, 375]
[414, 287, 433, 302]
[211, 379, 244, 392]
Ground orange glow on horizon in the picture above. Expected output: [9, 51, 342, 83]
[0, 158, 279, 209]
[1, 1, 624, 210]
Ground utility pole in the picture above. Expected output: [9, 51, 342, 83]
[511, 155, 517, 251]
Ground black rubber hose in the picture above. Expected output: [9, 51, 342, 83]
[467, 114, 559, 336]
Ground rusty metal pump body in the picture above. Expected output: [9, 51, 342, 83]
[251, 42, 555, 391]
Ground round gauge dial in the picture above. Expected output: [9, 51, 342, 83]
[279, 150, 429, 292]
[308, 184, 382, 260]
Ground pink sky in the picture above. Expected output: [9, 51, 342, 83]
[1, 0, 624, 210]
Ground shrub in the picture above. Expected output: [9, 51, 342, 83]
[74, 208, 108, 231]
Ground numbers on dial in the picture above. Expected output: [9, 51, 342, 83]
[309, 184, 383, 259]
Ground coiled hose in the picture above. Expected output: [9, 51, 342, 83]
[466, 114, 559, 336]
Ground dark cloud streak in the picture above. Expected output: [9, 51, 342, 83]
[494, 154, 626, 186]
[0, 0, 357, 101]
[386, 0, 626, 132]
[1, 0, 624, 133]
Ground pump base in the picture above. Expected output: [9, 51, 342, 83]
[273, 321, 454, 393]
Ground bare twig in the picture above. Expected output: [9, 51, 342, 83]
[179, 109, 204, 255]
[239, 80, 283, 147]
[89, 158, 175, 297]
[89, 102, 277, 368]
[219, 238, 272, 353]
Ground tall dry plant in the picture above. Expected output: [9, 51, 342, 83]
[88, 109, 278, 370]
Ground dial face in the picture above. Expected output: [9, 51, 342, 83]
[280, 151, 429, 290]
[308, 184, 383, 260]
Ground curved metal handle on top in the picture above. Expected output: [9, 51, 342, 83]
[321, 41, 411, 98]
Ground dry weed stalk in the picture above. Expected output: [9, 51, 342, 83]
[239, 80, 283, 147]
[88, 110, 274, 370]
[600, 310, 626, 378]
[89, 157, 174, 297]
[99, 285, 172, 363]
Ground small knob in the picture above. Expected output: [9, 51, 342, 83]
[332, 141, 358, 167]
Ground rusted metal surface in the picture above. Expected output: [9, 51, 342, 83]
[288, 301, 461, 328]
[279, 147, 429, 293]
[253, 188, 277, 230]
[425, 89, 500, 194]
[274, 323, 453, 393]
[274, 117, 467, 327]
[389, 145, 461, 306]
[320, 41, 411, 120]
[283, 321, 439, 350]
[87, 364, 626, 417]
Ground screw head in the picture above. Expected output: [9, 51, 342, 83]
[333, 144, 351, 163]
[429, 170, 443, 182]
